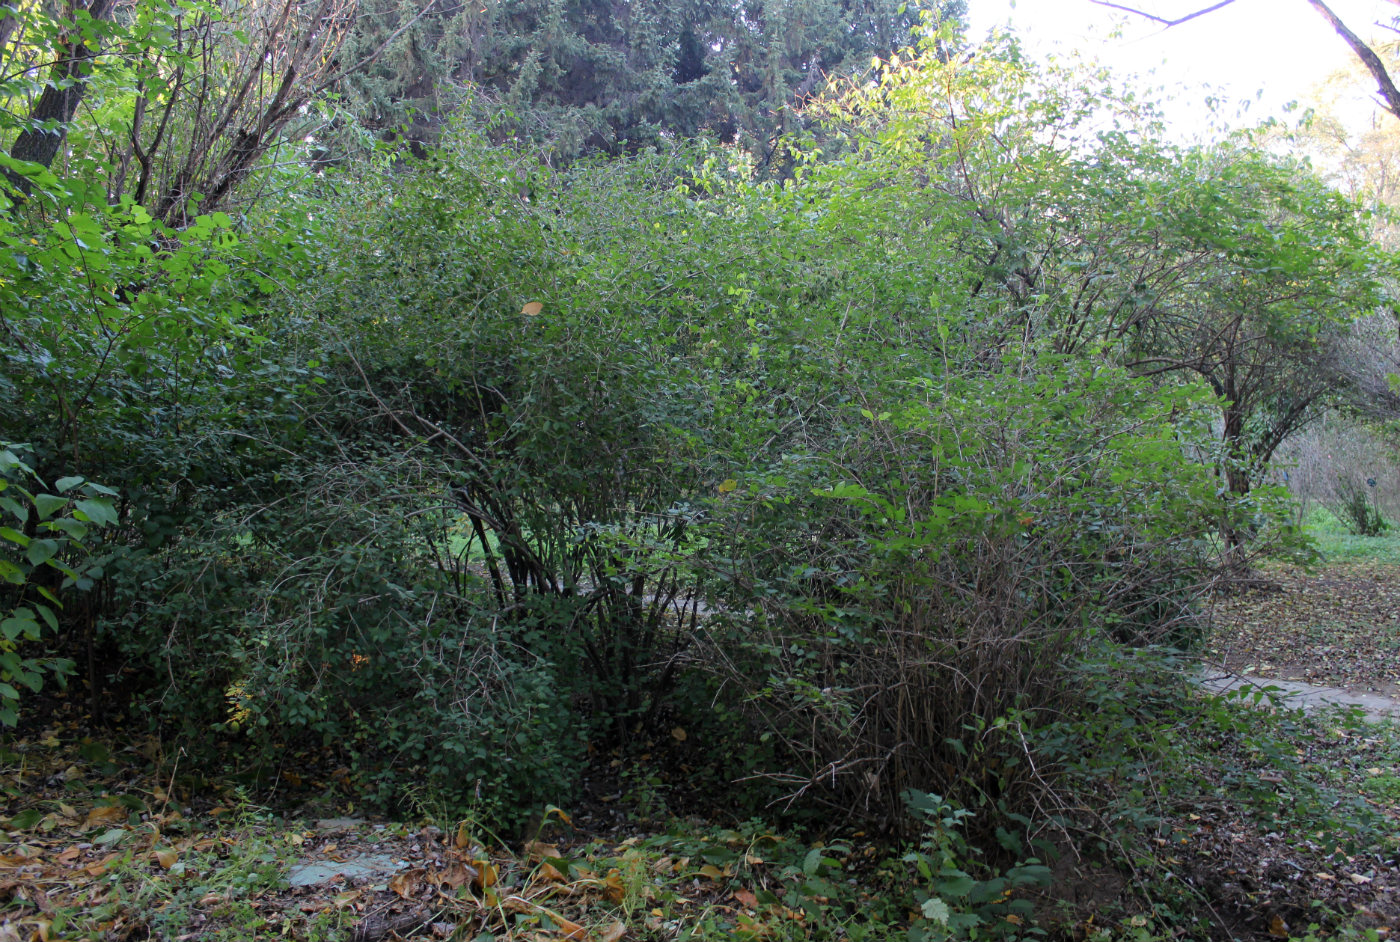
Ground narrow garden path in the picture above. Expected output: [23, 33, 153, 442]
[1196, 668, 1400, 722]
[1208, 558, 1400, 706]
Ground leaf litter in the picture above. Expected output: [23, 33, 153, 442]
[3, 559, 1400, 939]
[1210, 561, 1400, 696]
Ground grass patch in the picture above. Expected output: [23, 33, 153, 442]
[1303, 507, 1400, 564]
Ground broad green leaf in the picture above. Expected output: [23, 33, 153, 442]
[25, 539, 58, 566]
[32, 494, 67, 519]
[74, 499, 118, 527]
[920, 898, 949, 924]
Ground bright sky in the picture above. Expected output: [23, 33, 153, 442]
[965, 0, 1400, 139]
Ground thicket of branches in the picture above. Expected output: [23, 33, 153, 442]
[0, 11, 1393, 841]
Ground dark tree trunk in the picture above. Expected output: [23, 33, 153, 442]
[3, 0, 118, 194]
[1220, 403, 1255, 572]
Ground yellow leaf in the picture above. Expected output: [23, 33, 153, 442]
[670, 727, 687, 742]
[521, 301, 543, 316]
[85, 853, 120, 878]
[526, 841, 561, 862]
[154, 848, 178, 869]
[698, 864, 724, 880]
[553, 916, 586, 940]
[718, 479, 737, 494]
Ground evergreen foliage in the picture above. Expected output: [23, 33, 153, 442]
[336, 0, 967, 162]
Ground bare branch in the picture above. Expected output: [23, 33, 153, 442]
[1306, 0, 1400, 120]
[1087, 0, 1239, 27]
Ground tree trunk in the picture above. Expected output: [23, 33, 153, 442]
[3, 0, 118, 194]
[1219, 404, 1254, 574]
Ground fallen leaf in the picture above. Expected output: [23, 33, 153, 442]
[552, 916, 586, 940]
[390, 868, 428, 899]
[1350, 873, 1373, 884]
[732, 888, 758, 908]
[84, 806, 125, 830]
[602, 869, 626, 903]
[536, 861, 567, 883]
[598, 921, 627, 942]
[334, 889, 362, 908]
[697, 864, 724, 880]
[154, 848, 178, 870]
[436, 861, 477, 889]
[670, 727, 687, 742]
[85, 854, 121, 878]
[473, 860, 499, 889]
[525, 841, 560, 862]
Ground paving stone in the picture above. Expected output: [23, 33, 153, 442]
[286, 852, 409, 887]
[1196, 671, 1400, 723]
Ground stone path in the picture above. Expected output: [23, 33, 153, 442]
[1196, 669, 1400, 723]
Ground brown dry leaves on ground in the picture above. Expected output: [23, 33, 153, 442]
[0, 722, 820, 942]
[1209, 561, 1400, 696]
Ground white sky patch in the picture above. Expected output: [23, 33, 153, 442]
[964, 0, 1399, 140]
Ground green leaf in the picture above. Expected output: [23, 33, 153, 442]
[35, 604, 57, 632]
[74, 499, 117, 527]
[32, 494, 67, 520]
[936, 875, 976, 898]
[920, 898, 949, 924]
[0, 526, 28, 547]
[94, 827, 127, 846]
[1, 615, 39, 641]
[25, 539, 58, 566]
[53, 476, 83, 493]
[8, 808, 41, 829]
[802, 847, 822, 876]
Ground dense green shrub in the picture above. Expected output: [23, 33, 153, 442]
[0, 445, 116, 724]
[104, 447, 585, 824]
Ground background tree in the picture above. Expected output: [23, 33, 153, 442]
[333, 0, 967, 163]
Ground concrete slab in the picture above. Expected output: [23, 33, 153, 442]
[286, 852, 409, 888]
[1197, 671, 1400, 724]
